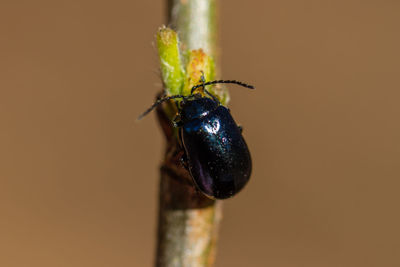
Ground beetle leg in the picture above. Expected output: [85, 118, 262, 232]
[238, 125, 243, 133]
[179, 152, 189, 170]
[172, 114, 183, 127]
[194, 185, 201, 196]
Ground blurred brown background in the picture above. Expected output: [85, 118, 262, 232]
[1, 0, 399, 266]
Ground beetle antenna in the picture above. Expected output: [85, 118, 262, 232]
[200, 71, 206, 90]
[191, 80, 255, 94]
[138, 95, 187, 120]
[204, 89, 221, 105]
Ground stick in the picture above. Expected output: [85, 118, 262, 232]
[155, 1, 222, 266]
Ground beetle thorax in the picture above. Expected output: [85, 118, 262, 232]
[180, 97, 219, 122]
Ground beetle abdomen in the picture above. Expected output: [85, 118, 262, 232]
[181, 106, 252, 199]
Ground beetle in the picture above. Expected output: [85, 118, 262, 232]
[139, 79, 254, 199]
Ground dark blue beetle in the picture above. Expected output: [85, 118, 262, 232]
[139, 79, 254, 199]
